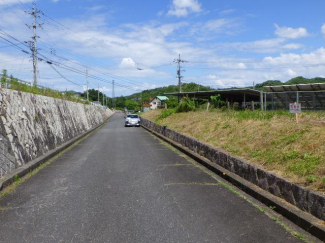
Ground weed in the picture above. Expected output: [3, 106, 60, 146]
[306, 176, 316, 183]
[156, 109, 175, 121]
[287, 153, 321, 176]
[282, 151, 299, 161]
[13, 174, 19, 182]
[222, 122, 230, 129]
[279, 133, 300, 145]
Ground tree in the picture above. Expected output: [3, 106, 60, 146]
[1, 69, 8, 87]
[125, 100, 140, 111]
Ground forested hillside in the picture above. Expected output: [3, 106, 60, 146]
[255, 77, 325, 90]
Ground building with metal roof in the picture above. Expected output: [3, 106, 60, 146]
[165, 89, 262, 109]
[165, 83, 325, 111]
[263, 83, 325, 110]
[165, 89, 261, 102]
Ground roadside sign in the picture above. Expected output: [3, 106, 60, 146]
[289, 103, 301, 114]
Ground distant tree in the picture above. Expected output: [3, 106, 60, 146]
[83, 89, 108, 104]
[125, 100, 140, 111]
[285, 76, 325, 85]
[255, 80, 283, 90]
[1, 69, 7, 87]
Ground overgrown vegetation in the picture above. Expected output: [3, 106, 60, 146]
[210, 94, 226, 108]
[1, 69, 88, 104]
[142, 108, 325, 192]
[175, 96, 196, 113]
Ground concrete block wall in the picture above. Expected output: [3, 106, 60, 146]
[140, 117, 325, 221]
[0, 89, 113, 176]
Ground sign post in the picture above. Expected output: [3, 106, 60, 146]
[289, 103, 301, 123]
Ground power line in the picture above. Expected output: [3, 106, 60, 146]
[0, 29, 141, 92]
[49, 64, 84, 88]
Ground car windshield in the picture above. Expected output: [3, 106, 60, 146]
[128, 115, 139, 118]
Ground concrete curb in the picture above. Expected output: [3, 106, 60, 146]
[0, 114, 114, 191]
[141, 124, 325, 241]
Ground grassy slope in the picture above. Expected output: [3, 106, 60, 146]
[142, 109, 325, 193]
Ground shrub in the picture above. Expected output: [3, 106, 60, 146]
[156, 109, 175, 121]
[176, 96, 196, 113]
[210, 94, 225, 108]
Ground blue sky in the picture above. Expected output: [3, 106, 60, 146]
[1, 0, 325, 97]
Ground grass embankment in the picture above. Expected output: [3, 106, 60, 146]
[1, 72, 87, 104]
[142, 109, 325, 193]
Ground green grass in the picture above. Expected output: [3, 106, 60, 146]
[142, 108, 325, 190]
[223, 110, 293, 121]
[1, 73, 88, 104]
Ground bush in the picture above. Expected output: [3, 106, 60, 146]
[156, 109, 175, 121]
[210, 94, 225, 108]
[166, 99, 178, 108]
[176, 96, 196, 113]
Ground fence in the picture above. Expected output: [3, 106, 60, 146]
[262, 91, 325, 111]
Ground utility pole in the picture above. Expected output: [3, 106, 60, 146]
[86, 69, 89, 101]
[173, 54, 188, 103]
[25, 3, 42, 86]
[112, 80, 115, 109]
[102, 92, 105, 106]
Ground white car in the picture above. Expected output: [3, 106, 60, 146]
[125, 114, 141, 127]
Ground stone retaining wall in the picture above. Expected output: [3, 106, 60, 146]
[0, 89, 113, 177]
[141, 117, 325, 221]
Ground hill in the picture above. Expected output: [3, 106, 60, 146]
[114, 82, 214, 109]
[255, 77, 325, 90]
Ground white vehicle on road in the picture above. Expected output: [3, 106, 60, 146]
[125, 114, 141, 127]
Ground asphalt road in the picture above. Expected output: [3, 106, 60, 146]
[0, 113, 307, 242]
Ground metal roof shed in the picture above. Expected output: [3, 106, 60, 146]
[264, 83, 325, 110]
[164, 89, 262, 103]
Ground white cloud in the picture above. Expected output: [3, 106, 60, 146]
[157, 10, 164, 16]
[120, 58, 136, 69]
[0, 0, 32, 6]
[274, 24, 309, 39]
[204, 19, 236, 32]
[219, 9, 235, 16]
[188, 18, 244, 41]
[321, 24, 325, 36]
[263, 48, 325, 66]
[286, 69, 297, 77]
[167, 0, 202, 17]
[218, 38, 303, 53]
[86, 5, 104, 11]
